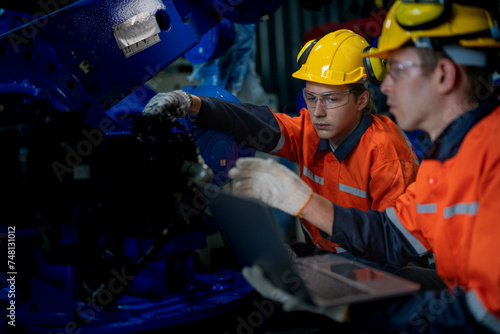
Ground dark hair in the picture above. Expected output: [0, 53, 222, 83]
[350, 83, 378, 115]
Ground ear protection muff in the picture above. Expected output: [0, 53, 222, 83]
[363, 46, 387, 86]
[396, 0, 453, 31]
[297, 39, 319, 68]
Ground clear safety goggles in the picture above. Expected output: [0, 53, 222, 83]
[302, 88, 352, 109]
[386, 61, 436, 82]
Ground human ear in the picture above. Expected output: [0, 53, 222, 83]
[356, 90, 370, 111]
[435, 58, 457, 94]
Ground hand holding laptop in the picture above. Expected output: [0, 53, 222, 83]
[242, 264, 349, 323]
[228, 158, 312, 216]
[209, 191, 420, 324]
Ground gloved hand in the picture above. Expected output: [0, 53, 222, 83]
[142, 90, 193, 118]
[242, 265, 349, 323]
[228, 157, 312, 216]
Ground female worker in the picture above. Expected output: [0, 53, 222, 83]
[143, 29, 419, 267]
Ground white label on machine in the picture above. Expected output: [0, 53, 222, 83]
[113, 12, 161, 58]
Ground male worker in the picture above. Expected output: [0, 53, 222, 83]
[229, 1, 500, 333]
[143, 30, 419, 268]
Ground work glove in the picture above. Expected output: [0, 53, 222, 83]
[242, 265, 349, 323]
[228, 157, 312, 216]
[142, 90, 193, 118]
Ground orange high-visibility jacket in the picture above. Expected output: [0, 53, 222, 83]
[272, 108, 419, 252]
[195, 97, 419, 253]
[390, 103, 500, 329]
[332, 100, 500, 332]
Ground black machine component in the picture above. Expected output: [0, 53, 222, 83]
[0, 0, 285, 332]
[0, 92, 251, 333]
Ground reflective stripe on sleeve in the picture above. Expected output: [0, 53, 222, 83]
[269, 131, 286, 154]
[303, 166, 324, 185]
[339, 183, 367, 198]
[416, 203, 437, 214]
[466, 290, 500, 333]
[444, 202, 479, 219]
[385, 207, 427, 256]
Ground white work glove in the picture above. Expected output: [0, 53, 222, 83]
[228, 157, 312, 216]
[242, 265, 349, 323]
[142, 90, 193, 118]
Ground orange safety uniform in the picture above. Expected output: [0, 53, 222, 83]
[332, 99, 500, 333]
[194, 97, 419, 254]
[272, 107, 419, 253]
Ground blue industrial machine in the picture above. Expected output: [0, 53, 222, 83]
[0, 1, 283, 333]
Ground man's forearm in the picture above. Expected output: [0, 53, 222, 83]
[300, 192, 334, 235]
[302, 197, 424, 269]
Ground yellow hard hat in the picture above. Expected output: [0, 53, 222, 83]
[365, 0, 500, 59]
[293, 29, 381, 85]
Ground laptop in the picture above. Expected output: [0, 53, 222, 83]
[208, 191, 420, 308]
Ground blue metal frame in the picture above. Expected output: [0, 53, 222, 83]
[0, 1, 283, 332]
[0, 0, 220, 130]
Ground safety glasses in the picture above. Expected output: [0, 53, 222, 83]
[302, 89, 352, 109]
[386, 61, 436, 82]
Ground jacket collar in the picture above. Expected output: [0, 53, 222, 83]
[315, 111, 373, 163]
[424, 97, 499, 162]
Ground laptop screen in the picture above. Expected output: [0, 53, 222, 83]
[328, 263, 386, 282]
